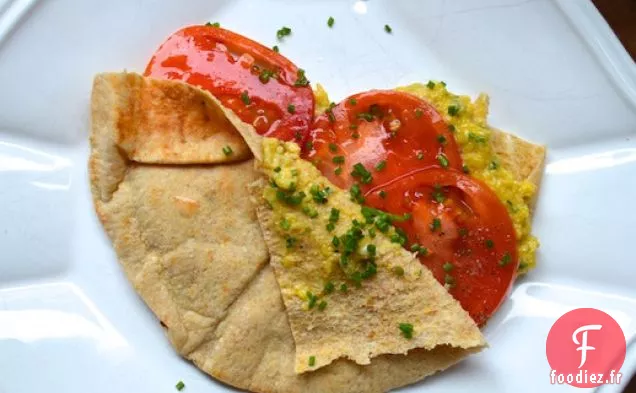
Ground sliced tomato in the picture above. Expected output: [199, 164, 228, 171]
[365, 168, 518, 326]
[145, 25, 314, 144]
[303, 90, 462, 191]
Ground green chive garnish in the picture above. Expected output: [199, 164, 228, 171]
[276, 26, 292, 40]
[430, 217, 441, 232]
[222, 145, 233, 156]
[499, 252, 512, 267]
[398, 323, 413, 339]
[240, 91, 250, 105]
[447, 103, 460, 116]
[437, 153, 449, 168]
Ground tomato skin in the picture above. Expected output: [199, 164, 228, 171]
[304, 90, 462, 191]
[365, 168, 518, 326]
[145, 25, 314, 144]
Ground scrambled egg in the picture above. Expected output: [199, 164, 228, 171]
[314, 82, 539, 273]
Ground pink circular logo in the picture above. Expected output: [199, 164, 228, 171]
[546, 308, 626, 388]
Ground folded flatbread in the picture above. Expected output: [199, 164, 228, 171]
[89, 72, 545, 393]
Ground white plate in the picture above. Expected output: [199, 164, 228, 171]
[1, 0, 635, 392]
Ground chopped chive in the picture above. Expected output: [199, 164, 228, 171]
[308, 356, 316, 366]
[276, 26, 292, 40]
[307, 291, 318, 309]
[350, 184, 365, 203]
[286, 236, 298, 248]
[326, 222, 335, 232]
[287, 104, 296, 114]
[349, 98, 357, 106]
[374, 161, 386, 171]
[327, 16, 335, 27]
[272, 45, 279, 52]
[392, 266, 405, 276]
[328, 143, 338, 152]
[384, 24, 393, 33]
[305, 140, 314, 150]
[444, 274, 456, 287]
[340, 283, 348, 292]
[437, 153, 449, 168]
[205, 22, 220, 27]
[175, 380, 186, 391]
[410, 243, 421, 252]
[379, 190, 387, 199]
[280, 218, 291, 230]
[240, 91, 250, 105]
[447, 103, 460, 116]
[273, 166, 281, 173]
[415, 108, 423, 119]
[302, 206, 318, 218]
[326, 104, 336, 122]
[310, 184, 330, 204]
[468, 132, 488, 143]
[426, 80, 435, 89]
[462, 164, 470, 174]
[398, 323, 413, 339]
[334, 167, 343, 175]
[329, 207, 340, 223]
[332, 235, 340, 247]
[485, 239, 494, 249]
[448, 124, 456, 132]
[324, 281, 335, 294]
[351, 163, 373, 184]
[294, 69, 310, 87]
[318, 300, 327, 311]
[332, 155, 345, 164]
[366, 244, 377, 257]
[437, 134, 447, 144]
[488, 161, 499, 170]
[357, 112, 374, 122]
[222, 145, 233, 156]
[432, 186, 446, 203]
[499, 252, 512, 267]
[352, 132, 360, 139]
[430, 217, 441, 232]
[259, 69, 276, 83]
[443, 262, 454, 272]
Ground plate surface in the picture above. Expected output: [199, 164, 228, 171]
[1, 0, 635, 392]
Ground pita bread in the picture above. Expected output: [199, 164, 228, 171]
[91, 72, 250, 166]
[89, 73, 541, 393]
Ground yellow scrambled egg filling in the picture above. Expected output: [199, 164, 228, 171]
[314, 82, 539, 273]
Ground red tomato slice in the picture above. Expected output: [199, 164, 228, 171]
[303, 90, 462, 191]
[365, 168, 518, 326]
[145, 25, 314, 144]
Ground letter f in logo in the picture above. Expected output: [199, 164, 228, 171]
[572, 324, 602, 368]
